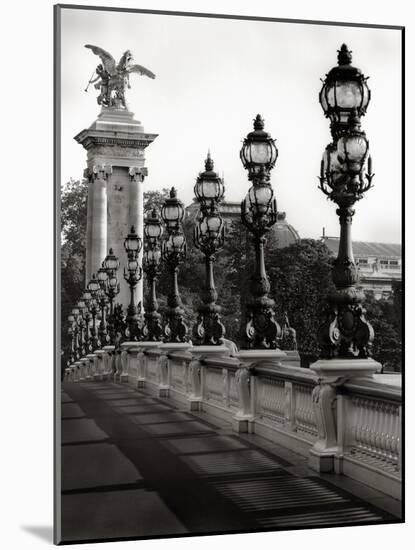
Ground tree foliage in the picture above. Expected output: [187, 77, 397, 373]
[365, 288, 402, 372]
[60, 179, 88, 361]
[267, 239, 336, 361]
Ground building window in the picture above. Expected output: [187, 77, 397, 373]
[379, 259, 400, 270]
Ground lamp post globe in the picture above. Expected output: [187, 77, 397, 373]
[194, 151, 225, 211]
[240, 114, 278, 184]
[144, 208, 164, 247]
[103, 248, 120, 274]
[161, 187, 185, 233]
[319, 43, 371, 140]
[124, 225, 142, 257]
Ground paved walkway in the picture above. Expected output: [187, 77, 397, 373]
[60, 381, 401, 543]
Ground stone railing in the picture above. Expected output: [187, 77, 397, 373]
[65, 343, 401, 500]
[337, 376, 402, 499]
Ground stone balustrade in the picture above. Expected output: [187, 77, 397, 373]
[66, 342, 401, 500]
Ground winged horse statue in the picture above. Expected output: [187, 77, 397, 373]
[84, 45, 156, 110]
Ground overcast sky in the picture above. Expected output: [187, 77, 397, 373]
[60, 7, 402, 243]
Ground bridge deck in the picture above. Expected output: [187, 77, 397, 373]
[60, 381, 401, 543]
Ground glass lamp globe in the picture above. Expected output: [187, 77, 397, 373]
[124, 226, 142, 255]
[199, 214, 222, 239]
[248, 184, 273, 215]
[127, 258, 139, 273]
[319, 44, 370, 125]
[161, 188, 184, 231]
[88, 274, 101, 294]
[194, 152, 225, 207]
[144, 209, 163, 242]
[108, 275, 118, 290]
[103, 248, 120, 272]
[337, 132, 369, 175]
[240, 115, 278, 177]
[97, 266, 108, 284]
[145, 248, 161, 265]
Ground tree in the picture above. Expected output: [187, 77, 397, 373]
[267, 239, 336, 364]
[60, 179, 88, 367]
[364, 292, 402, 372]
[144, 188, 171, 213]
[61, 178, 88, 256]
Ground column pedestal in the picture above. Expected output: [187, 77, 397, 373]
[158, 342, 193, 398]
[189, 345, 230, 411]
[93, 350, 105, 380]
[308, 357, 382, 472]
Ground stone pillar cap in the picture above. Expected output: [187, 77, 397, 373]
[159, 342, 193, 352]
[310, 357, 382, 384]
[191, 345, 231, 357]
[103, 345, 115, 351]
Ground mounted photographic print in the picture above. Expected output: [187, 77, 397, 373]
[54, 4, 404, 545]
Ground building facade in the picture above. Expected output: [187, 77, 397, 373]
[322, 235, 402, 300]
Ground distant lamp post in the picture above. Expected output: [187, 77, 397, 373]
[67, 314, 75, 363]
[161, 188, 189, 342]
[81, 292, 93, 353]
[71, 307, 80, 359]
[97, 265, 109, 345]
[87, 273, 101, 349]
[143, 209, 164, 341]
[317, 45, 375, 359]
[193, 152, 226, 345]
[76, 299, 87, 356]
[123, 225, 143, 341]
[240, 115, 281, 349]
[103, 248, 120, 344]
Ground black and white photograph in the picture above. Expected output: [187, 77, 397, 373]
[55, 4, 403, 545]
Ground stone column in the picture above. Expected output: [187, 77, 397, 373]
[90, 165, 111, 278]
[75, 109, 158, 310]
[129, 167, 147, 310]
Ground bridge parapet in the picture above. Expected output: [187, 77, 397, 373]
[69, 341, 401, 500]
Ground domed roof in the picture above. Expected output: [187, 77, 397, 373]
[185, 200, 300, 249]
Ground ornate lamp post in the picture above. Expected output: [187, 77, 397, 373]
[103, 248, 120, 344]
[76, 299, 87, 357]
[161, 188, 189, 342]
[123, 225, 143, 341]
[193, 152, 226, 345]
[317, 44, 375, 359]
[67, 314, 76, 364]
[71, 307, 80, 360]
[87, 274, 101, 350]
[240, 114, 281, 349]
[96, 265, 109, 345]
[143, 208, 164, 341]
[81, 290, 93, 353]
